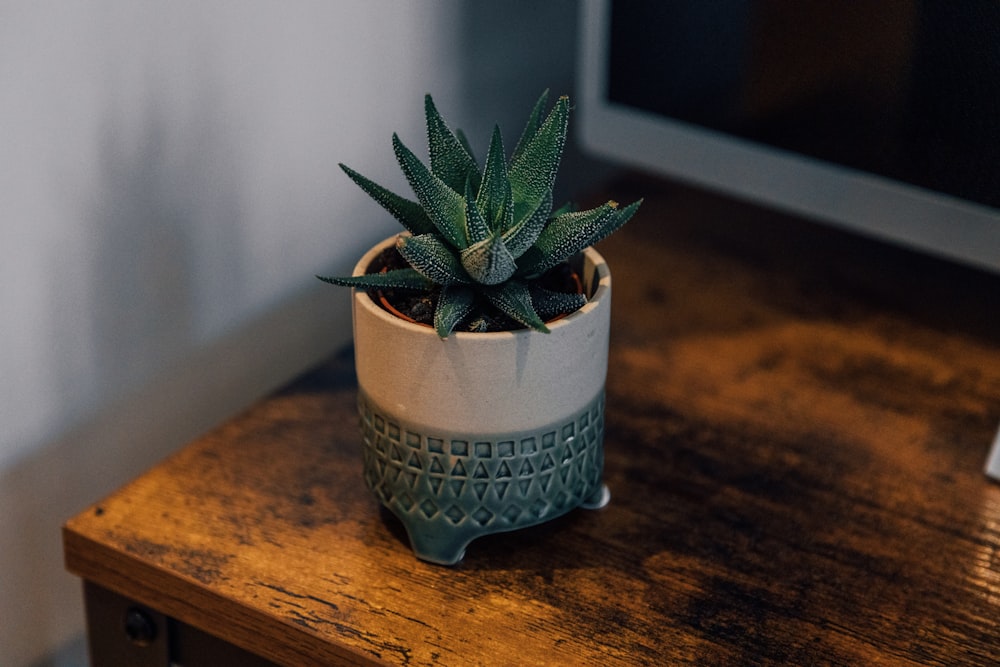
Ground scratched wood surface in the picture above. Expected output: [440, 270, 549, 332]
[65, 177, 1000, 666]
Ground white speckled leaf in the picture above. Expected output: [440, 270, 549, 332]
[425, 94, 481, 194]
[530, 285, 587, 320]
[508, 96, 568, 226]
[516, 201, 617, 277]
[434, 285, 476, 338]
[393, 133, 469, 250]
[396, 233, 470, 285]
[339, 163, 435, 235]
[460, 233, 517, 285]
[482, 281, 548, 333]
[464, 178, 490, 245]
[316, 268, 432, 291]
[502, 190, 551, 259]
[511, 89, 549, 165]
[477, 126, 513, 233]
[587, 199, 643, 246]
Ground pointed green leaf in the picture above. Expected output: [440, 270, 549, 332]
[511, 89, 549, 164]
[464, 177, 490, 245]
[396, 233, 470, 285]
[502, 190, 551, 259]
[516, 201, 618, 277]
[434, 285, 476, 338]
[483, 281, 549, 333]
[425, 94, 481, 194]
[339, 164, 435, 235]
[393, 133, 469, 249]
[460, 233, 517, 285]
[551, 200, 575, 217]
[530, 285, 587, 320]
[455, 128, 477, 164]
[508, 95, 568, 225]
[477, 126, 513, 233]
[587, 198, 643, 246]
[317, 268, 432, 291]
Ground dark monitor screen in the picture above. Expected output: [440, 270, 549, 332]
[608, 1, 1000, 210]
[578, 0, 1000, 273]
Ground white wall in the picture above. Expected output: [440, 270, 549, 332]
[0, 2, 593, 665]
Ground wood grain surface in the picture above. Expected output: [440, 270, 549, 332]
[65, 177, 1000, 666]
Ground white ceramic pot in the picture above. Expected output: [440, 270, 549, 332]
[351, 235, 612, 564]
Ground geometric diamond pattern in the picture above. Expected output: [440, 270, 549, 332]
[358, 388, 607, 563]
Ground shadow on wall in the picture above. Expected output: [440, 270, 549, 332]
[89, 83, 214, 401]
[5, 83, 221, 666]
[455, 1, 618, 206]
[0, 35, 348, 667]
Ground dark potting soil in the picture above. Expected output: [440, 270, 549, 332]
[366, 246, 583, 333]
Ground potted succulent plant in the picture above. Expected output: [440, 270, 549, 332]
[319, 91, 640, 564]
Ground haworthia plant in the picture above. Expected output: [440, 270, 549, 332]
[318, 91, 642, 338]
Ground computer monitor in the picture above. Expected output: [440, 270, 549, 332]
[576, 0, 1000, 274]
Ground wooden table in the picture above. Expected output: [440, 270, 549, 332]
[64, 177, 1000, 666]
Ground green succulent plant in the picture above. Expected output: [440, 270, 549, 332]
[318, 91, 641, 338]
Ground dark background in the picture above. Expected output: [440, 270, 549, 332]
[609, 0, 1000, 209]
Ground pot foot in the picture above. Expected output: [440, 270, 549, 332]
[581, 483, 610, 510]
[405, 528, 471, 566]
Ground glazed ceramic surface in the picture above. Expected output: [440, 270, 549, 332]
[350, 236, 612, 564]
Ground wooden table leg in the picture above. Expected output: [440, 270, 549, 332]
[83, 581, 169, 667]
[82, 581, 279, 667]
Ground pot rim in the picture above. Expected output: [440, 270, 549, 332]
[351, 234, 612, 340]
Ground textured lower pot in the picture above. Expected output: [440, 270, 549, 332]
[351, 235, 612, 564]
